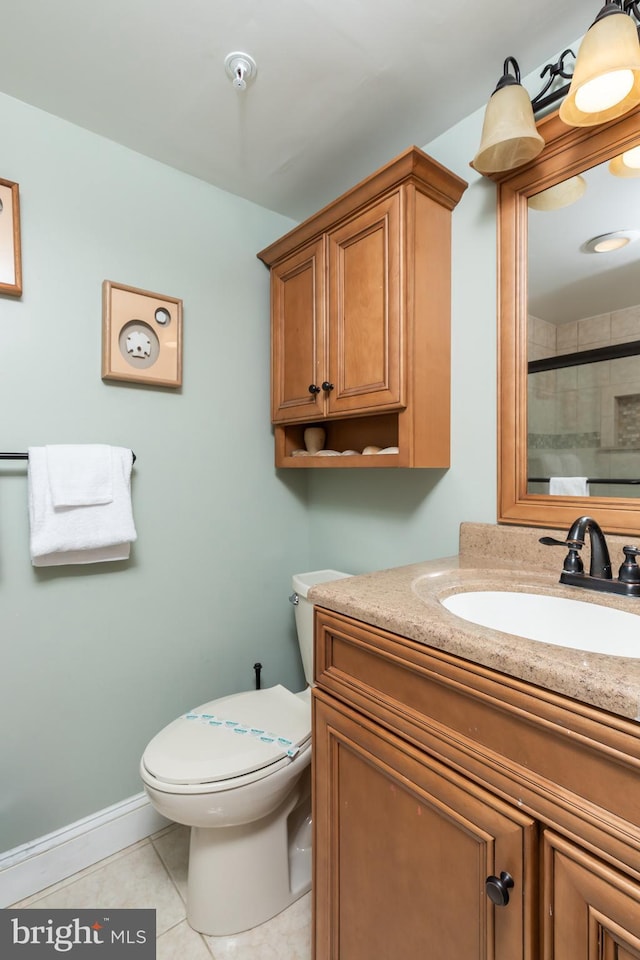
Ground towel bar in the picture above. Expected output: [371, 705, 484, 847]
[528, 476, 639, 485]
[0, 451, 137, 463]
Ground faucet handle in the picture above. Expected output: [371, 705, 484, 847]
[539, 536, 584, 574]
[618, 546, 640, 584]
[539, 536, 580, 548]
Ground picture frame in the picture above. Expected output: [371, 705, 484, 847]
[0, 179, 22, 297]
[102, 280, 183, 388]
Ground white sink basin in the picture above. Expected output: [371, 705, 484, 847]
[441, 591, 640, 657]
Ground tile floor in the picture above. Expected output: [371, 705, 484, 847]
[11, 824, 311, 959]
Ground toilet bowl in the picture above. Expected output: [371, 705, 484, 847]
[140, 569, 350, 936]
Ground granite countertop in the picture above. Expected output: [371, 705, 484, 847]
[308, 522, 640, 722]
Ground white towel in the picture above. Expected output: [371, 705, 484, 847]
[549, 476, 590, 496]
[46, 444, 113, 506]
[32, 543, 131, 567]
[28, 445, 137, 566]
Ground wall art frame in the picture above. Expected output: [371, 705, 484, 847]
[102, 280, 183, 388]
[0, 178, 22, 297]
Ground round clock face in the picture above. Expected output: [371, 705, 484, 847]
[118, 320, 160, 369]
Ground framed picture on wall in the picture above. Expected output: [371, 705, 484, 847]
[102, 280, 183, 388]
[0, 179, 22, 297]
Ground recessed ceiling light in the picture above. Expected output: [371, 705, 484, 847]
[582, 230, 640, 253]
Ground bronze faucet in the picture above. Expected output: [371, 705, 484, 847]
[540, 516, 640, 598]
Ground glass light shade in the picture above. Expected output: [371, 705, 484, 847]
[472, 83, 544, 175]
[609, 143, 640, 176]
[527, 175, 587, 210]
[559, 10, 640, 126]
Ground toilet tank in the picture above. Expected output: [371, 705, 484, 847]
[291, 570, 351, 687]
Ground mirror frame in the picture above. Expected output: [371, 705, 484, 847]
[495, 104, 640, 536]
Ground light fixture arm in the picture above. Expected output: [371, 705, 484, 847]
[623, 0, 640, 23]
[491, 49, 576, 118]
[531, 48, 576, 113]
[597, 1, 640, 30]
[495, 1, 640, 117]
[596, 0, 640, 19]
[494, 56, 522, 90]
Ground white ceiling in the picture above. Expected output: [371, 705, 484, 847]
[0, 0, 592, 220]
[529, 161, 640, 326]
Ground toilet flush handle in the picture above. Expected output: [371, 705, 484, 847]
[289, 592, 299, 606]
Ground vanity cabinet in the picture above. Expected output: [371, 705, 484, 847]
[543, 832, 640, 958]
[258, 147, 467, 468]
[312, 607, 640, 959]
[313, 694, 536, 959]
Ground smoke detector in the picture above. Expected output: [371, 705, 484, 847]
[224, 52, 257, 91]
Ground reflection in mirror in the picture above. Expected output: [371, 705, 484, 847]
[497, 106, 640, 535]
[527, 145, 640, 499]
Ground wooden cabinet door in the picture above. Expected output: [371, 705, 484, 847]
[313, 692, 537, 960]
[326, 191, 404, 417]
[271, 238, 326, 423]
[543, 832, 640, 959]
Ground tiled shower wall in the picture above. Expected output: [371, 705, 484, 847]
[528, 304, 640, 497]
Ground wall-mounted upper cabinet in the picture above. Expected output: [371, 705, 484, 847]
[269, 192, 402, 424]
[258, 147, 467, 468]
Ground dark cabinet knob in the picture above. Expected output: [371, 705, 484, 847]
[485, 871, 514, 906]
[308, 384, 321, 395]
[321, 381, 334, 392]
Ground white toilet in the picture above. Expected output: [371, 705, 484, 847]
[140, 569, 350, 936]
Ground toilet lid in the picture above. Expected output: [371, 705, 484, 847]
[142, 685, 311, 785]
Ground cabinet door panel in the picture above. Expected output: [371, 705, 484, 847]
[543, 832, 640, 960]
[313, 692, 536, 960]
[327, 192, 403, 416]
[271, 239, 325, 422]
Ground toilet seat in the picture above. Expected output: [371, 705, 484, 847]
[141, 685, 311, 789]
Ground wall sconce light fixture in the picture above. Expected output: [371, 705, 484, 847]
[473, 1, 640, 176]
[560, 2, 640, 126]
[472, 56, 558, 175]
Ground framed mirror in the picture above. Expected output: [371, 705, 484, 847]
[497, 104, 640, 535]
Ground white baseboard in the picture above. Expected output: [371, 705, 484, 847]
[0, 793, 170, 907]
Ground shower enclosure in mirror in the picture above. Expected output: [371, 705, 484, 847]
[497, 104, 640, 535]
[528, 152, 640, 499]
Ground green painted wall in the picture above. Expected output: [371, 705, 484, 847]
[308, 110, 499, 574]
[0, 93, 311, 850]
[0, 89, 501, 854]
